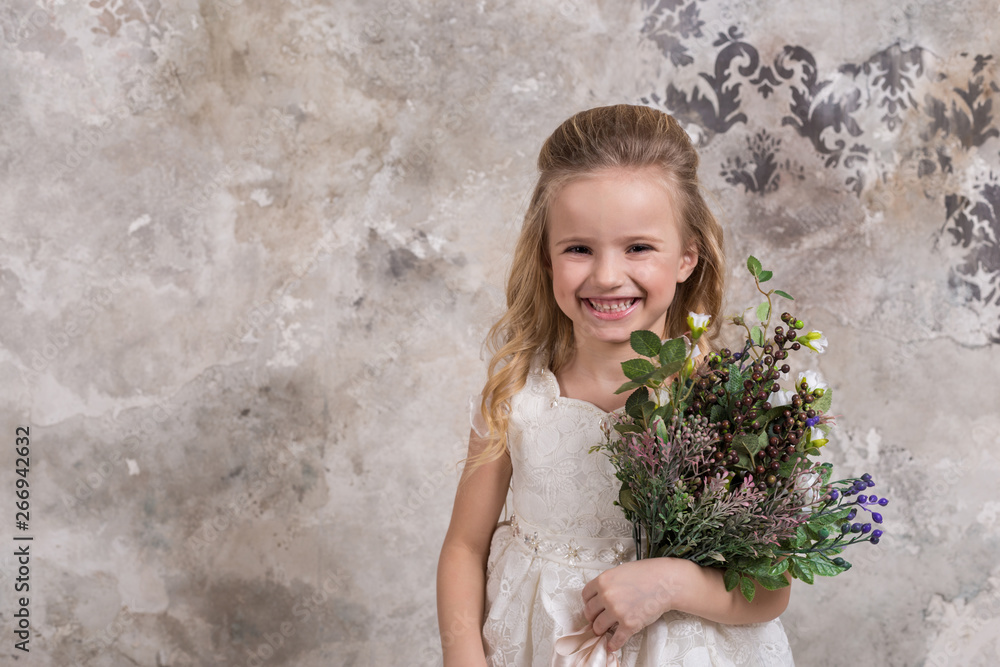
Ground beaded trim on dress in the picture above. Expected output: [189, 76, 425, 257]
[506, 513, 634, 569]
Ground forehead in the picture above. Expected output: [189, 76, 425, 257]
[547, 168, 683, 240]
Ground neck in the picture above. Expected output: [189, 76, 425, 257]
[563, 337, 637, 387]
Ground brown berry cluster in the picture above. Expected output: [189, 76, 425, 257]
[685, 312, 817, 488]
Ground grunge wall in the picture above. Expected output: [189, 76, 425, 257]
[1, 0, 998, 665]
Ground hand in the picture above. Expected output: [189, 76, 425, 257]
[581, 558, 687, 653]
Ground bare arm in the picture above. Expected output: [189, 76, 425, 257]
[436, 428, 512, 666]
[583, 557, 791, 652]
[668, 558, 791, 625]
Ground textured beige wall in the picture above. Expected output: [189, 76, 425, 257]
[1, 0, 999, 665]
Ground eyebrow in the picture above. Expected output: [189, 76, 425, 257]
[551, 235, 661, 246]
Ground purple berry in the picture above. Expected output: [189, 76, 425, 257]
[870, 536, 880, 545]
[872, 512, 883, 524]
[858, 494, 868, 504]
[861, 523, 872, 534]
[878, 498, 888, 506]
[872, 529, 883, 539]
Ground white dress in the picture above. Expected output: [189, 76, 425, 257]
[479, 356, 795, 666]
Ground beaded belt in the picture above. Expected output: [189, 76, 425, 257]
[503, 513, 635, 569]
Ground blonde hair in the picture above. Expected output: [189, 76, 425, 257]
[471, 104, 726, 469]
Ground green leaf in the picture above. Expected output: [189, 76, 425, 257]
[755, 301, 770, 322]
[723, 568, 740, 592]
[659, 337, 687, 366]
[651, 404, 673, 425]
[747, 255, 763, 277]
[618, 486, 638, 513]
[732, 433, 765, 458]
[810, 554, 850, 577]
[758, 270, 773, 283]
[809, 508, 850, 526]
[739, 575, 756, 602]
[774, 290, 794, 300]
[709, 403, 726, 422]
[725, 365, 745, 396]
[670, 543, 693, 557]
[613, 423, 643, 435]
[745, 557, 779, 578]
[641, 400, 656, 424]
[622, 358, 655, 381]
[777, 453, 807, 477]
[614, 380, 642, 394]
[630, 330, 662, 358]
[761, 405, 788, 424]
[750, 325, 764, 346]
[767, 560, 790, 577]
[625, 386, 650, 417]
[659, 360, 684, 379]
[655, 417, 668, 442]
[811, 388, 833, 414]
[755, 573, 790, 591]
[789, 559, 814, 585]
[817, 462, 833, 485]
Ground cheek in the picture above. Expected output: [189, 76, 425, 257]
[551, 261, 582, 291]
[634, 260, 675, 285]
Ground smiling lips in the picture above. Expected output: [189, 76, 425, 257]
[584, 297, 639, 320]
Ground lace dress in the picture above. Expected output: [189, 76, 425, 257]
[477, 356, 795, 666]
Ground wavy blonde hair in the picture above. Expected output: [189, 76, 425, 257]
[471, 104, 726, 469]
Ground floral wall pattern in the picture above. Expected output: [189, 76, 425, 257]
[640, 0, 1000, 344]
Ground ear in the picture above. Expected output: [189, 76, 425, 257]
[676, 242, 699, 283]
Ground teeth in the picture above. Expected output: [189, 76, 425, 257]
[587, 298, 636, 313]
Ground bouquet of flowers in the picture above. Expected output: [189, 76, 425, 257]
[592, 256, 886, 601]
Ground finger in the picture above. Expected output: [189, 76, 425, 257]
[582, 577, 597, 601]
[591, 609, 617, 637]
[583, 595, 604, 624]
[606, 624, 632, 653]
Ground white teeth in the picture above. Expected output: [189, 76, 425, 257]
[587, 298, 636, 313]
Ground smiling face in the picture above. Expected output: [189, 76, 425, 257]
[545, 168, 698, 354]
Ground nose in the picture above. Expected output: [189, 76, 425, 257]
[592, 251, 625, 289]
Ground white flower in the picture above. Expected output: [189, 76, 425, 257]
[768, 389, 794, 407]
[655, 386, 670, 405]
[684, 343, 702, 374]
[687, 312, 711, 339]
[688, 312, 711, 328]
[800, 331, 828, 353]
[796, 471, 822, 507]
[797, 370, 827, 392]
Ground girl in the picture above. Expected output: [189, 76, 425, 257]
[437, 105, 795, 666]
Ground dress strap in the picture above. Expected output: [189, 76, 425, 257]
[528, 348, 551, 376]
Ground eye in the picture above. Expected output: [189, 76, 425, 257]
[565, 245, 591, 254]
[628, 244, 654, 253]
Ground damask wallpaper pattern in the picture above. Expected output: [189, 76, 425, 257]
[640, 0, 1000, 344]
